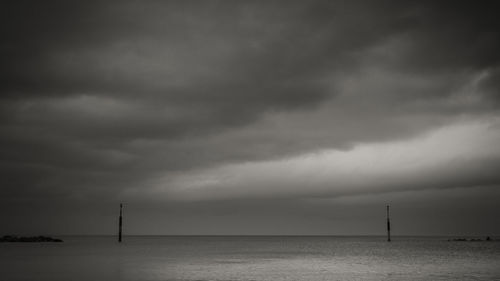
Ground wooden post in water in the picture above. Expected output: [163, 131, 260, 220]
[386, 205, 391, 242]
[118, 203, 123, 243]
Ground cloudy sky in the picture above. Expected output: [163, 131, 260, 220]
[1, 1, 500, 236]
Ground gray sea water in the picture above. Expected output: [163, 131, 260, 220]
[1, 236, 499, 281]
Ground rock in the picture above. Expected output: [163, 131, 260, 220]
[0, 235, 63, 242]
[450, 238, 468, 241]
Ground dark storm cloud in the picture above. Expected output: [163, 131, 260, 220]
[399, 1, 500, 72]
[2, 1, 500, 234]
[0, 1, 411, 173]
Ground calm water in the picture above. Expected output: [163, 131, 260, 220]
[1, 236, 499, 281]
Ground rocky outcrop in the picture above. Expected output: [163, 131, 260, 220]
[447, 237, 496, 242]
[0, 235, 63, 242]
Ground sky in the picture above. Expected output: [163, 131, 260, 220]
[1, 0, 500, 236]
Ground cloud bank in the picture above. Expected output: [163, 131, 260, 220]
[1, 0, 500, 235]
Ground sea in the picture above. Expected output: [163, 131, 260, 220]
[1, 236, 499, 281]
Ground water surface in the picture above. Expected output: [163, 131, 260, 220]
[1, 236, 499, 281]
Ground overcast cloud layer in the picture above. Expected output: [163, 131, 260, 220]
[1, 1, 500, 235]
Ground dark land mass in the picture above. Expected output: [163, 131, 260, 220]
[448, 237, 497, 242]
[0, 235, 63, 242]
